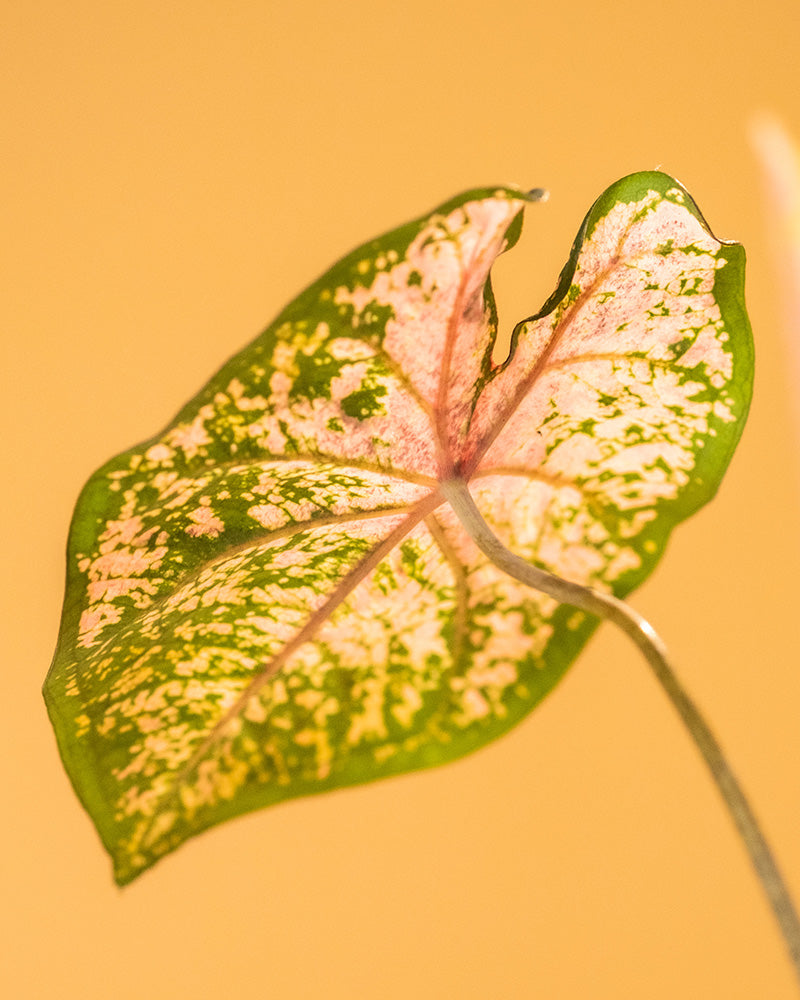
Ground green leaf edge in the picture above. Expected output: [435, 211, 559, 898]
[43, 173, 754, 884]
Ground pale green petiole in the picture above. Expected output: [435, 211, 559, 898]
[441, 476, 800, 991]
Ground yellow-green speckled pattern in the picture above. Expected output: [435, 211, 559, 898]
[45, 173, 753, 883]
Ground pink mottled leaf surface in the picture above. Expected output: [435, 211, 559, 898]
[45, 173, 753, 883]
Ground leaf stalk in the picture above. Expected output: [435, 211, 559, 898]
[440, 477, 800, 990]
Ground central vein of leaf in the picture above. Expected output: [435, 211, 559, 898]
[435, 272, 468, 479]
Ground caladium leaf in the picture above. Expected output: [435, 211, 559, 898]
[45, 172, 753, 884]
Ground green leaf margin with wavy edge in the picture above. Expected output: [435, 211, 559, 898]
[44, 172, 754, 883]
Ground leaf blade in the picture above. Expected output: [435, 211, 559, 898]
[45, 174, 753, 883]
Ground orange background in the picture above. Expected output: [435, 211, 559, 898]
[4, 2, 800, 997]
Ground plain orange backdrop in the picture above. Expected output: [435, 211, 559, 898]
[3, 1, 800, 997]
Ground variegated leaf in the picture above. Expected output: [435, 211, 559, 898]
[45, 172, 753, 884]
